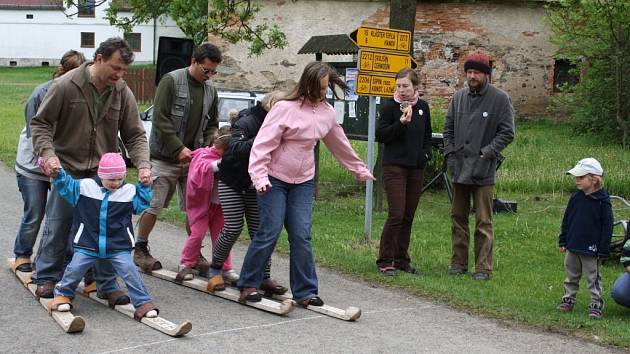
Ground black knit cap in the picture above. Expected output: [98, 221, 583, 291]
[464, 52, 491, 74]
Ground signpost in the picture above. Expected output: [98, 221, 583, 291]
[348, 25, 417, 241]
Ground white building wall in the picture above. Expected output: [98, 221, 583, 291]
[0, 2, 184, 66]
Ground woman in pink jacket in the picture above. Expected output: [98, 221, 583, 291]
[237, 62, 375, 305]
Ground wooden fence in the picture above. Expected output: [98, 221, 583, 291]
[125, 68, 156, 104]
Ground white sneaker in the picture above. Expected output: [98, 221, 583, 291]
[222, 269, 240, 284]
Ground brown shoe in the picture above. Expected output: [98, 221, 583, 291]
[260, 278, 288, 295]
[193, 254, 211, 276]
[133, 242, 162, 272]
[35, 281, 55, 299]
[238, 288, 262, 303]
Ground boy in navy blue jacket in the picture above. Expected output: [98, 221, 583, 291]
[48, 153, 158, 320]
[558, 158, 613, 319]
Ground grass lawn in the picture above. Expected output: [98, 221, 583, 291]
[2, 67, 630, 347]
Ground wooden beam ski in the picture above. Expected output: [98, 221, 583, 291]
[143, 268, 295, 316]
[76, 282, 192, 337]
[268, 292, 361, 321]
[8, 258, 85, 333]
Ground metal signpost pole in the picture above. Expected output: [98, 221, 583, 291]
[364, 96, 377, 241]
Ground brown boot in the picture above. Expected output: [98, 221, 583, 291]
[35, 281, 55, 299]
[193, 254, 211, 276]
[133, 242, 162, 272]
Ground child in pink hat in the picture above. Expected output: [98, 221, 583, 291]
[47, 153, 158, 320]
[176, 126, 236, 289]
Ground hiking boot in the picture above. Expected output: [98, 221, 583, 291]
[133, 242, 162, 272]
[222, 269, 240, 284]
[472, 272, 490, 281]
[448, 267, 467, 276]
[35, 281, 55, 299]
[193, 254, 211, 276]
[557, 298, 575, 312]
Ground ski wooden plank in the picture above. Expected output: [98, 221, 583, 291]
[8, 258, 85, 333]
[144, 268, 295, 316]
[268, 292, 361, 321]
[76, 282, 192, 337]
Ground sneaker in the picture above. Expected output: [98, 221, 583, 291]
[378, 266, 396, 276]
[557, 299, 575, 312]
[447, 267, 467, 276]
[588, 303, 603, 319]
[472, 272, 490, 281]
[133, 242, 162, 272]
[222, 269, 240, 284]
[397, 264, 419, 275]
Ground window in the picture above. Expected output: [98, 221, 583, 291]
[125, 33, 141, 52]
[81, 32, 95, 48]
[41, 62, 50, 67]
[553, 59, 579, 93]
[26, 14, 34, 19]
[78, 0, 95, 17]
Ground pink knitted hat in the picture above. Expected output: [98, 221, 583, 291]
[98, 153, 127, 180]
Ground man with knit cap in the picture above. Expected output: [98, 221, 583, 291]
[443, 52, 515, 281]
[30, 37, 151, 301]
[47, 153, 158, 319]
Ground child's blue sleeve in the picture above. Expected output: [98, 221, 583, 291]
[598, 202, 614, 257]
[132, 182, 152, 215]
[52, 169, 81, 207]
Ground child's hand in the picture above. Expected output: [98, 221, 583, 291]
[559, 246, 566, 253]
[257, 183, 272, 194]
[625, 265, 630, 273]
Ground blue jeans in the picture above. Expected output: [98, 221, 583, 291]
[611, 272, 630, 308]
[33, 179, 120, 295]
[55, 252, 152, 307]
[14, 173, 49, 258]
[237, 176, 317, 302]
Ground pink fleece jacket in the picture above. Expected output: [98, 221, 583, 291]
[186, 146, 221, 226]
[249, 98, 373, 189]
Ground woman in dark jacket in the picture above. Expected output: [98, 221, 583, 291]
[205, 91, 288, 294]
[376, 68, 432, 276]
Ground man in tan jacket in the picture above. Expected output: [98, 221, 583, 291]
[30, 37, 151, 302]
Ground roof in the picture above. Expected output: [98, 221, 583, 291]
[0, 0, 64, 10]
[298, 34, 359, 56]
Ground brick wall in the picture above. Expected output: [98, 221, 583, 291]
[214, 0, 557, 117]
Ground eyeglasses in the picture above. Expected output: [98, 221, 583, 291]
[198, 63, 218, 76]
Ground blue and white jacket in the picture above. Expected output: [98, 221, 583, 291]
[53, 169, 152, 258]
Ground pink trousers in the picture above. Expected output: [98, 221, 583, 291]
[180, 203, 233, 269]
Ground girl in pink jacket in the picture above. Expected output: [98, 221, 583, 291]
[237, 62, 375, 305]
[176, 126, 234, 284]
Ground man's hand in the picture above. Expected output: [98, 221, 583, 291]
[177, 147, 192, 162]
[138, 167, 152, 186]
[43, 156, 61, 177]
[625, 265, 630, 273]
[559, 246, 566, 253]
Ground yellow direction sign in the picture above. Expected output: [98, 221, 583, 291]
[355, 72, 397, 97]
[349, 26, 411, 52]
[359, 49, 417, 74]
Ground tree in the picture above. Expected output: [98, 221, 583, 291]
[546, 0, 630, 147]
[63, 0, 287, 56]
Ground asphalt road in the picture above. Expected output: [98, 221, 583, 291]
[0, 163, 624, 354]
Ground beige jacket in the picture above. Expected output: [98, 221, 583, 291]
[31, 62, 149, 176]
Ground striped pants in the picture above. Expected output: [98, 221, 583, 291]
[212, 181, 272, 278]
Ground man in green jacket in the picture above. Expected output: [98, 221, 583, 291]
[30, 37, 151, 300]
[443, 52, 515, 281]
[134, 43, 220, 271]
